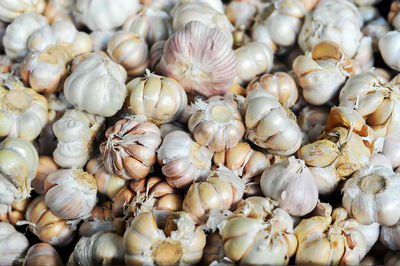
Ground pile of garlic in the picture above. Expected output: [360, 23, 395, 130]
[0, 0, 398, 265]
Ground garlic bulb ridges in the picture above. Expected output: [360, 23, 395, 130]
[24, 243, 63, 266]
[0, 0, 46, 23]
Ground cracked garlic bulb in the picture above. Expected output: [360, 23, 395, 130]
[24, 243, 63, 266]
[0, 0, 45, 22]
[379, 31, 400, 72]
[64, 53, 127, 117]
[0, 222, 29, 266]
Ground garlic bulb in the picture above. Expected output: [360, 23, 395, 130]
[64, 53, 127, 117]
[188, 96, 244, 152]
[74, 0, 141, 31]
[26, 196, 74, 246]
[293, 41, 352, 106]
[157, 130, 214, 188]
[107, 31, 149, 77]
[44, 0, 74, 24]
[2, 14, 48, 60]
[24, 243, 63, 266]
[0, 137, 38, 205]
[380, 223, 400, 251]
[0, 0, 45, 23]
[0, 78, 48, 141]
[244, 89, 302, 155]
[44, 168, 97, 220]
[362, 17, 390, 51]
[0, 222, 29, 266]
[383, 136, 400, 169]
[123, 211, 206, 265]
[53, 109, 104, 168]
[141, 0, 177, 12]
[389, 1, 400, 31]
[369, 153, 392, 169]
[158, 21, 237, 97]
[246, 72, 298, 107]
[127, 72, 187, 124]
[298, 106, 330, 143]
[379, 31, 400, 72]
[352, 36, 374, 74]
[69, 231, 124, 266]
[0, 199, 28, 225]
[234, 42, 274, 84]
[260, 156, 318, 216]
[342, 165, 400, 226]
[149, 40, 165, 71]
[226, 0, 257, 29]
[100, 115, 162, 180]
[32, 156, 59, 195]
[90, 31, 114, 52]
[298, 0, 362, 58]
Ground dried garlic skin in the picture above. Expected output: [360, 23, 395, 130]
[64, 53, 127, 117]
[0, 137, 38, 206]
[24, 243, 63, 266]
[123, 211, 206, 265]
[74, 0, 141, 31]
[157, 130, 214, 188]
[298, 106, 330, 143]
[0, 0, 45, 23]
[379, 31, 400, 72]
[44, 0, 75, 24]
[352, 36, 374, 74]
[0, 199, 28, 225]
[0, 222, 29, 266]
[389, 1, 400, 31]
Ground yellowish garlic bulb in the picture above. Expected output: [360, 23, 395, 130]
[0, 199, 28, 225]
[389, 1, 400, 31]
[226, 0, 257, 29]
[127, 72, 187, 124]
[158, 21, 237, 97]
[0, 222, 29, 266]
[123, 211, 206, 265]
[0, 137, 38, 205]
[24, 243, 63, 266]
[53, 109, 104, 168]
[64, 53, 127, 117]
[244, 89, 302, 155]
[379, 31, 400, 72]
[0, 0, 45, 23]
[383, 136, 400, 169]
[44, 0, 74, 24]
[157, 130, 214, 188]
[32, 156, 58, 195]
[3, 14, 48, 60]
[298, 106, 330, 143]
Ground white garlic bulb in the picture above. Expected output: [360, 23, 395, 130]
[389, 1, 400, 31]
[383, 136, 400, 169]
[24, 243, 63, 266]
[64, 53, 127, 117]
[90, 31, 114, 52]
[381, 223, 400, 251]
[369, 153, 392, 169]
[226, 0, 257, 29]
[379, 31, 400, 72]
[43, 0, 75, 24]
[0, 222, 29, 266]
[52, 109, 104, 168]
[363, 17, 390, 51]
[2, 13, 48, 60]
[0, 0, 45, 23]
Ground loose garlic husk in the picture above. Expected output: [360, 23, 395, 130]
[52, 109, 104, 168]
[25, 196, 74, 246]
[127, 71, 187, 124]
[298, 0, 362, 58]
[0, 199, 28, 225]
[0, 137, 38, 205]
[0, 0, 45, 23]
[383, 136, 400, 169]
[298, 106, 330, 143]
[123, 211, 206, 265]
[293, 41, 353, 106]
[246, 72, 298, 107]
[2, 14, 48, 60]
[379, 31, 400, 72]
[188, 96, 244, 152]
[74, 0, 141, 31]
[69, 231, 124, 266]
[389, 1, 400, 31]
[107, 31, 149, 77]
[226, 0, 257, 29]
[44, 0, 74, 24]
[24, 243, 63, 266]
[244, 89, 302, 155]
[0, 222, 29, 266]
[260, 156, 318, 216]
[32, 156, 58, 195]
[158, 21, 237, 97]
[157, 130, 214, 188]
[342, 165, 400, 226]
[100, 115, 161, 180]
[44, 168, 97, 220]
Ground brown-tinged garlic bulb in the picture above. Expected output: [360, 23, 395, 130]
[379, 31, 400, 72]
[362, 17, 390, 51]
[24, 243, 63, 266]
[123, 211, 206, 265]
[52, 109, 104, 168]
[226, 0, 257, 29]
[127, 72, 187, 124]
[32, 156, 59, 195]
[389, 1, 400, 31]
[298, 0, 362, 58]
[107, 31, 149, 77]
[158, 21, 237, 97]
[383, 136, 400, 169]
[201, 232, 226, 265]
[100, 115, 161, 180]
[44, 0, 74, 24]
[2, 13, 48, 60]
[0, 199, 28, 225]
[188, 96, 244, 152]
[246, 72, 298, 107]
[0, 137, 38, 205]
[244, 89, 302, 155]
[234, 42, 274, 84]
[64, 53, 127, 117]
[0, 77, 48, 141]
[25, 196, 74, 246]
[0, 222, 29, 266]
[298, 106, 330, 143]
[293, 41, 353, 106]
[0, 0, 45, 23]
[157, 130, 214, 188]
[260, 156, 318, 216]
[44, 168, 97, 220]
[342, 165, 400, 226]
[74, 0, 141, 31]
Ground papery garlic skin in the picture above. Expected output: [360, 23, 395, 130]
[75, 0, 141, 31]
[379, 31, 400, 72]
[149, 40, 165, 71]
[53, 109, 104, 168]
[0, 137, 38, 205]
[157, 130, 214, 188]
[0, 0, 45, 23]
[260, 156, 318, 216]
[3, 13, 48, 60]
[298, 106, 330, 143]
[352, 36, 374, 74]
[383, 136, 400, 169]
[24, 243, 63, 266]
[244, 89, 302, 155]
[226, 0, 257, 29]
[90, 31, 114, 52]
[158, 21, 237, 97]
[0, 222, 29, 266]
[64, 53, 127, 117]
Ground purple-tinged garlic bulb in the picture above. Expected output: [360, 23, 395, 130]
[158, 21, 237, 97]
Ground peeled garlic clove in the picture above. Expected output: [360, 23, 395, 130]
[0, 222, 29, 265]
[24, 243, 63, 266]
